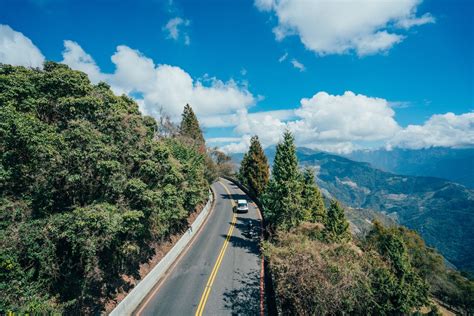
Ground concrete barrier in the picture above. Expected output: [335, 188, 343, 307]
[110, 189, 214, 316]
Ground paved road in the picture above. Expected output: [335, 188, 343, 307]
[135, 178, 263, 316]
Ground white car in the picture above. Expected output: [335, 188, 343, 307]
[235, 199, 249, 213]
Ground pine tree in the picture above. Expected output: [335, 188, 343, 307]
[262, 130, 305, 230]
[272, 130, 299, 183]
[323, 200, 351, 242]
[301, 167, 326, 223]
[179, 104, 205, 152]
[238, 135, 269, 197]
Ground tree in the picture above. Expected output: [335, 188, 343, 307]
[238, 135, 269, 197]
[323, 200, 351, 242]
[271, 130, 299, 183]
[301, 167, 326, 223]
[179, 104, 205, 152]
[210, 148, 234, 177]
[365, 222, 429, 314]
[0, 63, 208, 313]
[262, 130, 304, 230]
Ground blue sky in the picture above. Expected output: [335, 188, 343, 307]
[1, 0, 473, 153]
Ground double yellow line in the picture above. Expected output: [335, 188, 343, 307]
[195, 181, 237, 316]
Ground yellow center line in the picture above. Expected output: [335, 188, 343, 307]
[195, 181, 236, 316]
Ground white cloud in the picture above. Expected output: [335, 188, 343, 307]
[207, 137, 243, 144]
[221, 91, 402, 153]
[278, 52, 288, 63]
[62, 40, 107, 83]
[388, 112, 474, 149]
[255, 0, 434, 56]
[0, 24, 45, 68]
[221, 92, 473, 154]
[163, 17, 190, 45]
[255, 0, 274, 11]
[61, 42, 255, 119]
[200, 109, 295, 128]
[294, 91, 400, 143]
[353, 31, 404, 56]
[222, 110, 286, 153]
[397, 13, 435, 29]
[290, 58, 305, 72]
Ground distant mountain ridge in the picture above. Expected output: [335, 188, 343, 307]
[345, 147, 474, 188]
[231, 147, 474, 273]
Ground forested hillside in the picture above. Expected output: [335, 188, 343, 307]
[238, 133, 474, 314]
[235, 147, 474, 274]
[0, 63, 210, 313]
[297, 150, 474, 274]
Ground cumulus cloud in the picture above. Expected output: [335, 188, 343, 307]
[221, 93, 473, 154]
[0, 24, 45, 68]
[294, 91, 400, 142]
[62, 40, 107, 83]
[255, 0, 434, 56]
[388, 112, 474, 149]
[221, 91, 402, 153]
[200, 109, 294, 128]
[60, 41, 255, 119]
[163, 17, 191, 45]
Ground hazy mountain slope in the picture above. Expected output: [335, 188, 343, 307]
[231, 147, 474, 272]
[297, 150, 474, 273]
[346, 147, 474, 188]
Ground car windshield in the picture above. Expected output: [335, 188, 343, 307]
[238, 202, 247, 207]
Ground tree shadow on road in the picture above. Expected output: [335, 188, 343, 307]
[220, 192, 247, 202]
[223, 270, 261, 316]
[222, 217, 261, 255]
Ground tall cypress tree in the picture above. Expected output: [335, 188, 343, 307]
[262, 130, 305, 230]
[301, 167, 326, 223]
[324, 200, 351, 242]
[179, 104, 205, 152]
[272, 130, 299, 183]
[239, 135, 269, 197]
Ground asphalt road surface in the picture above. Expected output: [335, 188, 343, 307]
[134, 178, 263, 316]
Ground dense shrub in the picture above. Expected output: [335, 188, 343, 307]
[0, 63, 208, 313]
[265, 222, 432, 315]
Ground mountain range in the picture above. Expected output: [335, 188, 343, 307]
[345, 147, 474, 189]
[231, 147, 474, 273]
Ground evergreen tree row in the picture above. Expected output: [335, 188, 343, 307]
[238, 129, 442, 314]
[239, 130, 345, 240]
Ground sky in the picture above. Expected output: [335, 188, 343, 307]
[0, 0, 473, 153]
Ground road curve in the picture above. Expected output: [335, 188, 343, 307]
[134, 178, 263, 316]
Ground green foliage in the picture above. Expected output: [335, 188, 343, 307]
[264, 231, 371, 315]
[263, 131, 305, 230]
[238, 135, 269, 197]
[323, 200, 351, 243]
[397, 226, 474, 313]
[178, 104, 216, 185]
[179, 103, 205, 151]
[301, 167, 326, 223]
[0, 63, 208, 313]
[262, 131, 329, 232]
[265, 221, 432, 315]
[365, 222, 429, 313]
[271, 130, 299, 183]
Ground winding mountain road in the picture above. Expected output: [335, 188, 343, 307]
[134, 178, 264, 316]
